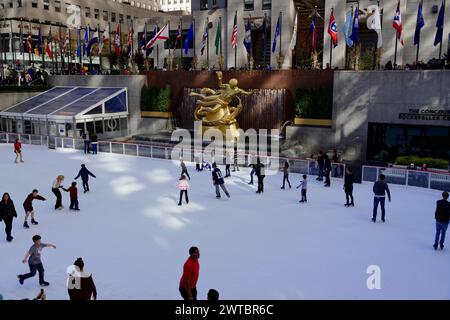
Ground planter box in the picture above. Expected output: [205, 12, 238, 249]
[294, 118, 332, 127]
[141, 111, 172, 118]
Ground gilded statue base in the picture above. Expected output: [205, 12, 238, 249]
[199, 122, 241, 141]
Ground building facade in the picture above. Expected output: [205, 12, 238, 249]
[160, 0, 191, 13]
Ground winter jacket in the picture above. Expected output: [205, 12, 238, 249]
[0, 200, 17, 220]
[67, 272, 97, 300]
[181, 162, 187, 171]
[90, 135, 98, 143]
[23, 194, 46, 212]
[373, 181, 391, 200]
[283, 165, 290, 175]
[317, 155, 325, 166]
[255, 163, 265, 177]
[297, 180, 307, 190]
[344, 173, 354, 188]
[75, 167, 96, 182]
[212, 168, 224, 185]
[435, 199, 450, 223]
[14, 141, 21, 153]
[63, 186, 78, 200]
[178, 180, 189, 191]
[324, 156, 332, 171]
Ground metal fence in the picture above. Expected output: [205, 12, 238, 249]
[362, 165, 450, 192]
[0, 132, 346, 179]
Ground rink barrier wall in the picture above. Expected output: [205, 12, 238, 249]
[362, 165, 450, 192]
[0, 132, 349, 178]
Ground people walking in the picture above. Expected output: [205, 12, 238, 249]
[90, 132, 98, 155]
[52, 175, 65, 210]
[255, 158, 265, 194]
[63, 182, 80, 211]
[82, 132, 91, 154]
[324, 154, 331, 187]
[14, 138, 24, 163]
[74, 164, 96, 193]
[18, 235, 56, 286]
[372, 174, 391, 223]
[67, 258, 97, 300]
[297, 175, 308, 203]
[316, 151, 325, 181]
[179, 247, 200, 301]
[212, 163, 230, 199]
[344, 167, 354, 207]
[433, 191, 450, 250]
[0, 193, 17, 242]
[180, 160, 191, 180]
[281, 161, 291, 189]
[178, 175, 189, 206]
[23, 190, 46, 229]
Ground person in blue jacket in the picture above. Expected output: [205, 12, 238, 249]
[74, 164, 96, 193]
[372, 174, 391, 223]
[212, 163, 230, 199]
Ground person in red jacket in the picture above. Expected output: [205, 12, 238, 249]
[63, 182, 80, 211]
[23, 190, 46, 229]
[14, 138, 24, 163]
[179, 246, 200, 300]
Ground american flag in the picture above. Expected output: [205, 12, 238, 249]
[392, 0, 404, 45]
[26, 33, 32, 53]
[176, 24, 182, 40]
[231, 13, 238, 49]
[63, 29, 70, 53]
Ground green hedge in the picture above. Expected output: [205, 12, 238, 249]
[0, 85, 51, 93]
[395, 156, 448, 170]
[295, 86, 333, 119]
[140, 85, 171, 112]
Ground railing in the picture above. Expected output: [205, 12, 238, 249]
[0, 132, 346, 179]
[362, 165, 450, 192]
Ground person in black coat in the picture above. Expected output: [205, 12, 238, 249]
[344, 167, 354, 207]
[372, 174, 391, 222]
[212, 163, 230, 198]
[281, 161, 291, 189]
[74, 164, 96, 193]
[434, 191, 450, 250]
[316, 151, 325, 181]
[324, 154, 332, 187]
[67, 258, 97, 300]
[0, 193, 17, 242]
[255, 158, 265, 194]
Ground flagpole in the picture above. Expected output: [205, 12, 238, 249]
[20, 19, 25, 72]
[279, 11, 282, 69]
[329, 8, 333, 68]
[108, 23, 112, 73]
[234, 11, 237, 70]
[40, 23, 45, 75]
[10, 19, 16, 70]
[88, 25, 93, 72]
[59, 26, 64, 73]
[54, 30, 59, 75]
[206, 16, 209, 69]
[376, 1, 381, 69]
[156, 24, 159, 69]
[438, 0, 446, 60]
[68, 28, 72, 74]
[98, 24, 102, 75]
[263, 12, 267, 67]
[193, 17, 196, 70]
[180, 17, 183, 65]
[29, 22, 33, 67]
[78, 27, 82, 73]
[248, 14, 251, 69]
[49, 28, 55, 75]
[416, 0, 423, 64]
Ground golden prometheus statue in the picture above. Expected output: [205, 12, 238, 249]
[190, 71, 253, 139]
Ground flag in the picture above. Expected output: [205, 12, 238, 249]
[215, 19, 221, 55]
[126, 25, 133, 57]
[76, 25, 81, 57]
[140, 23, 147, 51]
[342, 9, 354, 47]
[100, 24, 109, 52]
[434, 0, 445, 46]
[272, 14, 281, 53]
[310, 13, 317, 50]
[367, 5, 383, 48]
[393, 0, 404, 46]
[87, 28, 99, 55]
[114, 23, 121, 56]
[146, 24, 169, 50]
[289, 13, 298, 50]
[328, 10, 338, 48]
[37, 28, 42, 55]
[19, 25, 24, 54]
[231, 13, 238, 49]
[350, 7, 359, 46]
[414, 2, 425, 46]
[26, 33, 32, 54]
[184, 21, 194, 54]
[46, 30, 53, 59]
[63, 29, 70, 53]
[243, 17, 251, 54]
[83, 27, 89, 57]
[201, 20, 208, 55]
[176, 24, 182, 40]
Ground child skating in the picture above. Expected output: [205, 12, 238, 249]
[178, 175, 189, 206]
[22, 190, 46, 228]
[74, 164, 96, 193]
[18, 235, 56, 287]
[63, 182, 80, 211]
[180, 160, 191, 180]
[14, 138, 24, 163]
[296, 175, 308, 203]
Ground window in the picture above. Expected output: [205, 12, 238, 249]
[244, 0, 253, 10]
[126, 15, 131, 23]
[8, 0, 12, 8]
[32, 0, 38, 8]
[136, 2, 140, 7]
[43, 0, 50, 10]
[0, 1, 5, 9]
[111, 12, 116, 22]
[65, 2, 70, 13]
[94, 8, 99, 19]
[103, 10, 108, 21]
[262, 0, 271, 10]
[200, 0, 207, 10]
[119, 14, 124, 23]
[85, 7, 91, 18]
[17, 0, 22, 7]
[55, 0, 61, 12]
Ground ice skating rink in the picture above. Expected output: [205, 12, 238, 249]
[0, 145, 449, 300]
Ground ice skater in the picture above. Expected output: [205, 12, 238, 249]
[51, 175, 65, 210]
[372, 174, 391, 223]
[179, 247, 200, 301]
[324, 153, 331, 187]
[232, 147, 239, 172]
[0, 193, 18, 242]
[281, 161, 291, 189]
[225, 152, 232, 177]
[180, 159, 191, 180]
[433, 191, 450, 250]
[255, 158, 265, 194]
[212, 162, 230, 199]
[90, 132, 98, 155]
[23, 189, 46, 228]
[178, 175, 189, 206]
[344, 167, 354, 207]
[67, 258, 97, 300]
[194, 153, 202, 171]
[297, 175, 308, 203]
[316, 151, 324, 181]
[74, 164, 96, 193]
[14, 138, 24, 163]
[82, 132, 91, 154]
[63, 182, 80, 211]
[202, 160, 212, 171]
[18, 235, 56, 287]
[248, 154, 256, 185]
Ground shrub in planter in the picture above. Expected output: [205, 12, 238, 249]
[141, 85, 171, 112]
[395, 156, 448, 170]
[295, 86, 332, 119]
